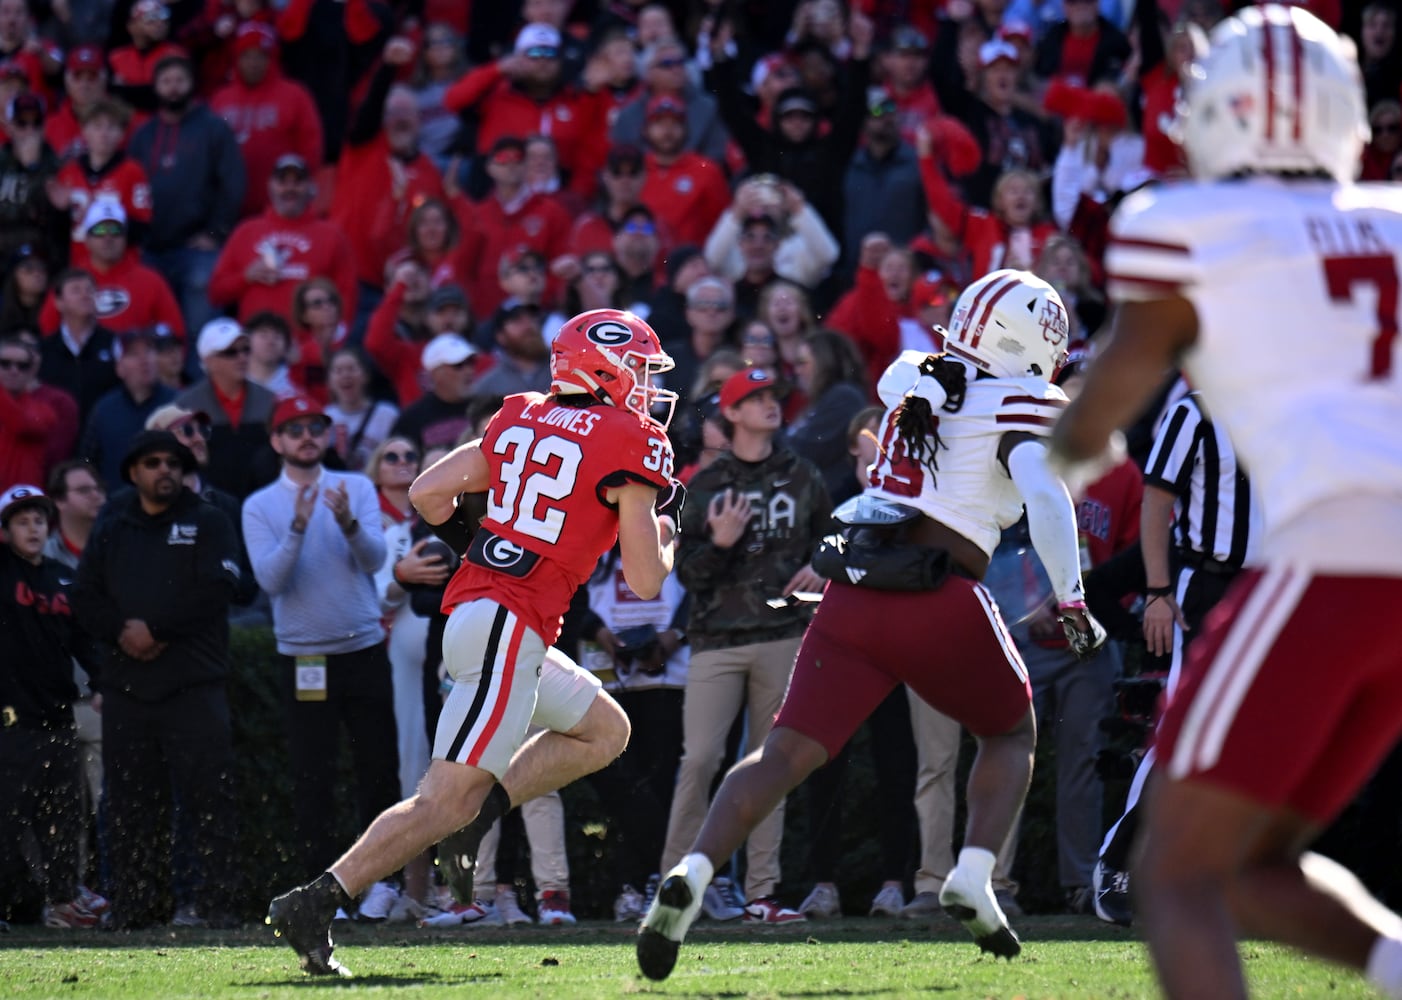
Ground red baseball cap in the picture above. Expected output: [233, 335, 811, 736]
[719, 367, 779, 410]
[270, 395, 326, 431]
[646, 94, 687, 122]
[65, 45, 104, 73]
[235, 22, 278, 56]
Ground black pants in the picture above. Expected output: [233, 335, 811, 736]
[282, 643, 401, 876]
[803, 685, 918, 885]
[102, 683, 237, 926]
[587, 687, 685, 888]
[0, 725, 82, 907]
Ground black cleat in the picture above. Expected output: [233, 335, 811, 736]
[437, 814, 492, 904]
[266, 881, 351, 977]
[1093, 860, 1133, 928]
[637, 869, 705, 982]
[940, 901, 1022, 958]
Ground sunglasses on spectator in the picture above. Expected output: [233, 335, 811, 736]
[0, 355, 33, 370]
[509, 259, 545, 273]
[304, 296, 334, 309]
[12, 117, 41, 129]
[280, 418, 331, 438]
[215, 343, 251, 358]
[171, 419, 211, 439]
[1376, 121, 1402, 135]
[583, 264, 615, 275]
[381, 449, 419, 465]
[523, 46, 559, 59]
[89, 222, 125, 238]
[621, 220, 656, 236]
[656, 56, 686, 68]
[139, 455, 183, 471]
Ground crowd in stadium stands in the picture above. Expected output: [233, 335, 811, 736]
[1, 0, 1399, 932]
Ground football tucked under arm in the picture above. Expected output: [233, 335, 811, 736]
[426, 492, 488, 554]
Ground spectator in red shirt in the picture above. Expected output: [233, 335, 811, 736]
[211, 21, 324, 219]
[880, 25, 943, 144]
[917, 120, 1058, 278]
[442, 22, 608, 201]
[364, 260, 433, 406]
[38, 202, 185, 340]
[331, 36, 446, 309]
[639, 95, 731, 249]
[463, 135, 571, 316]
[52, 100, 154, 266]
[287, 277, 349, 405]
[177, 0, 280, 98]
[209, 154, 357, 324]
[567, 143, 675, 262]
[1033, 0, 1131, 88]
[1129, 5, 1203, 177]
[0, 0, 58, 100]
[825, 232, 908, 387]
[609, 37, 731, 165]
[108, 0, 187, 115]
[0, 332, 69, 491]
[383, 197, 476, 298]
[43, 46, 112, 161]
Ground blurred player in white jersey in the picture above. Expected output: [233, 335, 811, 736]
[635, 269, 1107, 981]
[1051, 6, 1402, 998]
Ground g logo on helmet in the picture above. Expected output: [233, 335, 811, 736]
[483, 536, 526, 569]
[585, 320, 633, 347]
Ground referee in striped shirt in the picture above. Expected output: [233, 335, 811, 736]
[1093, 381, 1263, 927]
[1140, 385, 1262, 690]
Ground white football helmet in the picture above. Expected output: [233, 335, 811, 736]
[1173, 4, 1368, 183]
[940, 269, 1070, 381]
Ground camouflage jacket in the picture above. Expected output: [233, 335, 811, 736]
[677, 445, 833, 653]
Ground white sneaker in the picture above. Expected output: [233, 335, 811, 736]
[869, 883, 905, 917]
[701, 877, 745, 921]
[799, 882, 841, 919]
[637, 859, 709, 981]
[387, 893, 427, 924]
[493, 887, 532, 925]
[170, 903, 207, 928]
[355, 881, 400, 923]
[614, 884, 645, 922]
[938, 865, 1020, 958]
[418, 899, 499, 927]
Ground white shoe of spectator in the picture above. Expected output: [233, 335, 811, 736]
[387, 893, 427, 924]
[701, 876, 745, 921]
[494, 887, 533, 925]
[869, 883, 906, 917]
[418, 899, 499, 927]
[614, 884, 645, 922]
[355, 881, 400, 923]
[799, 882, 841, 919]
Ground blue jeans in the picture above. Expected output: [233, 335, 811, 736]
[144, 246, 221, 378]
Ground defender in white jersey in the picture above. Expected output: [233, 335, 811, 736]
[635, 270, 1107, 980]
[1051, 7, 1402, 999]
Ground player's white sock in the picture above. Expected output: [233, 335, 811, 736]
[1367, 936, 1402, 999]
[678, 852, 715, 894]
[953, 847, 996, 887]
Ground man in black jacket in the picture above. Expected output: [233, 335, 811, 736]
[0, 484, 103, 928]
[71, 430, 243, 929]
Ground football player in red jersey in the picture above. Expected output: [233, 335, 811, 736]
[267, 309, 682, 976]
[1051, 7, 1402, 999]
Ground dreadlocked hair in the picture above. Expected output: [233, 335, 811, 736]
[892, 354, 969, 484]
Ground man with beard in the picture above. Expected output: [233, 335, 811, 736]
[128, 54, 246, 339]
[241, 396, 402, 918]
[209, 154, 357, 324]
[468, 302, 550, 399]
[71, 430, 243, 929]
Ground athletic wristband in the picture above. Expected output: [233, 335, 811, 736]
[1056, 599, 1088, 612]
[1144, 584, 1173, 597]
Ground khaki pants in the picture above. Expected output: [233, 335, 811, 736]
[908, 690, 1018, 896]
[661, 636, 801, 901]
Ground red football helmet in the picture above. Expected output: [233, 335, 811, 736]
[550, 309, 679, 427]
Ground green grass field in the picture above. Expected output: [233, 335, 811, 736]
[0, 916, 1380, 999]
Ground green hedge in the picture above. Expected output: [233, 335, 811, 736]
[224, 623, 1095, 921]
